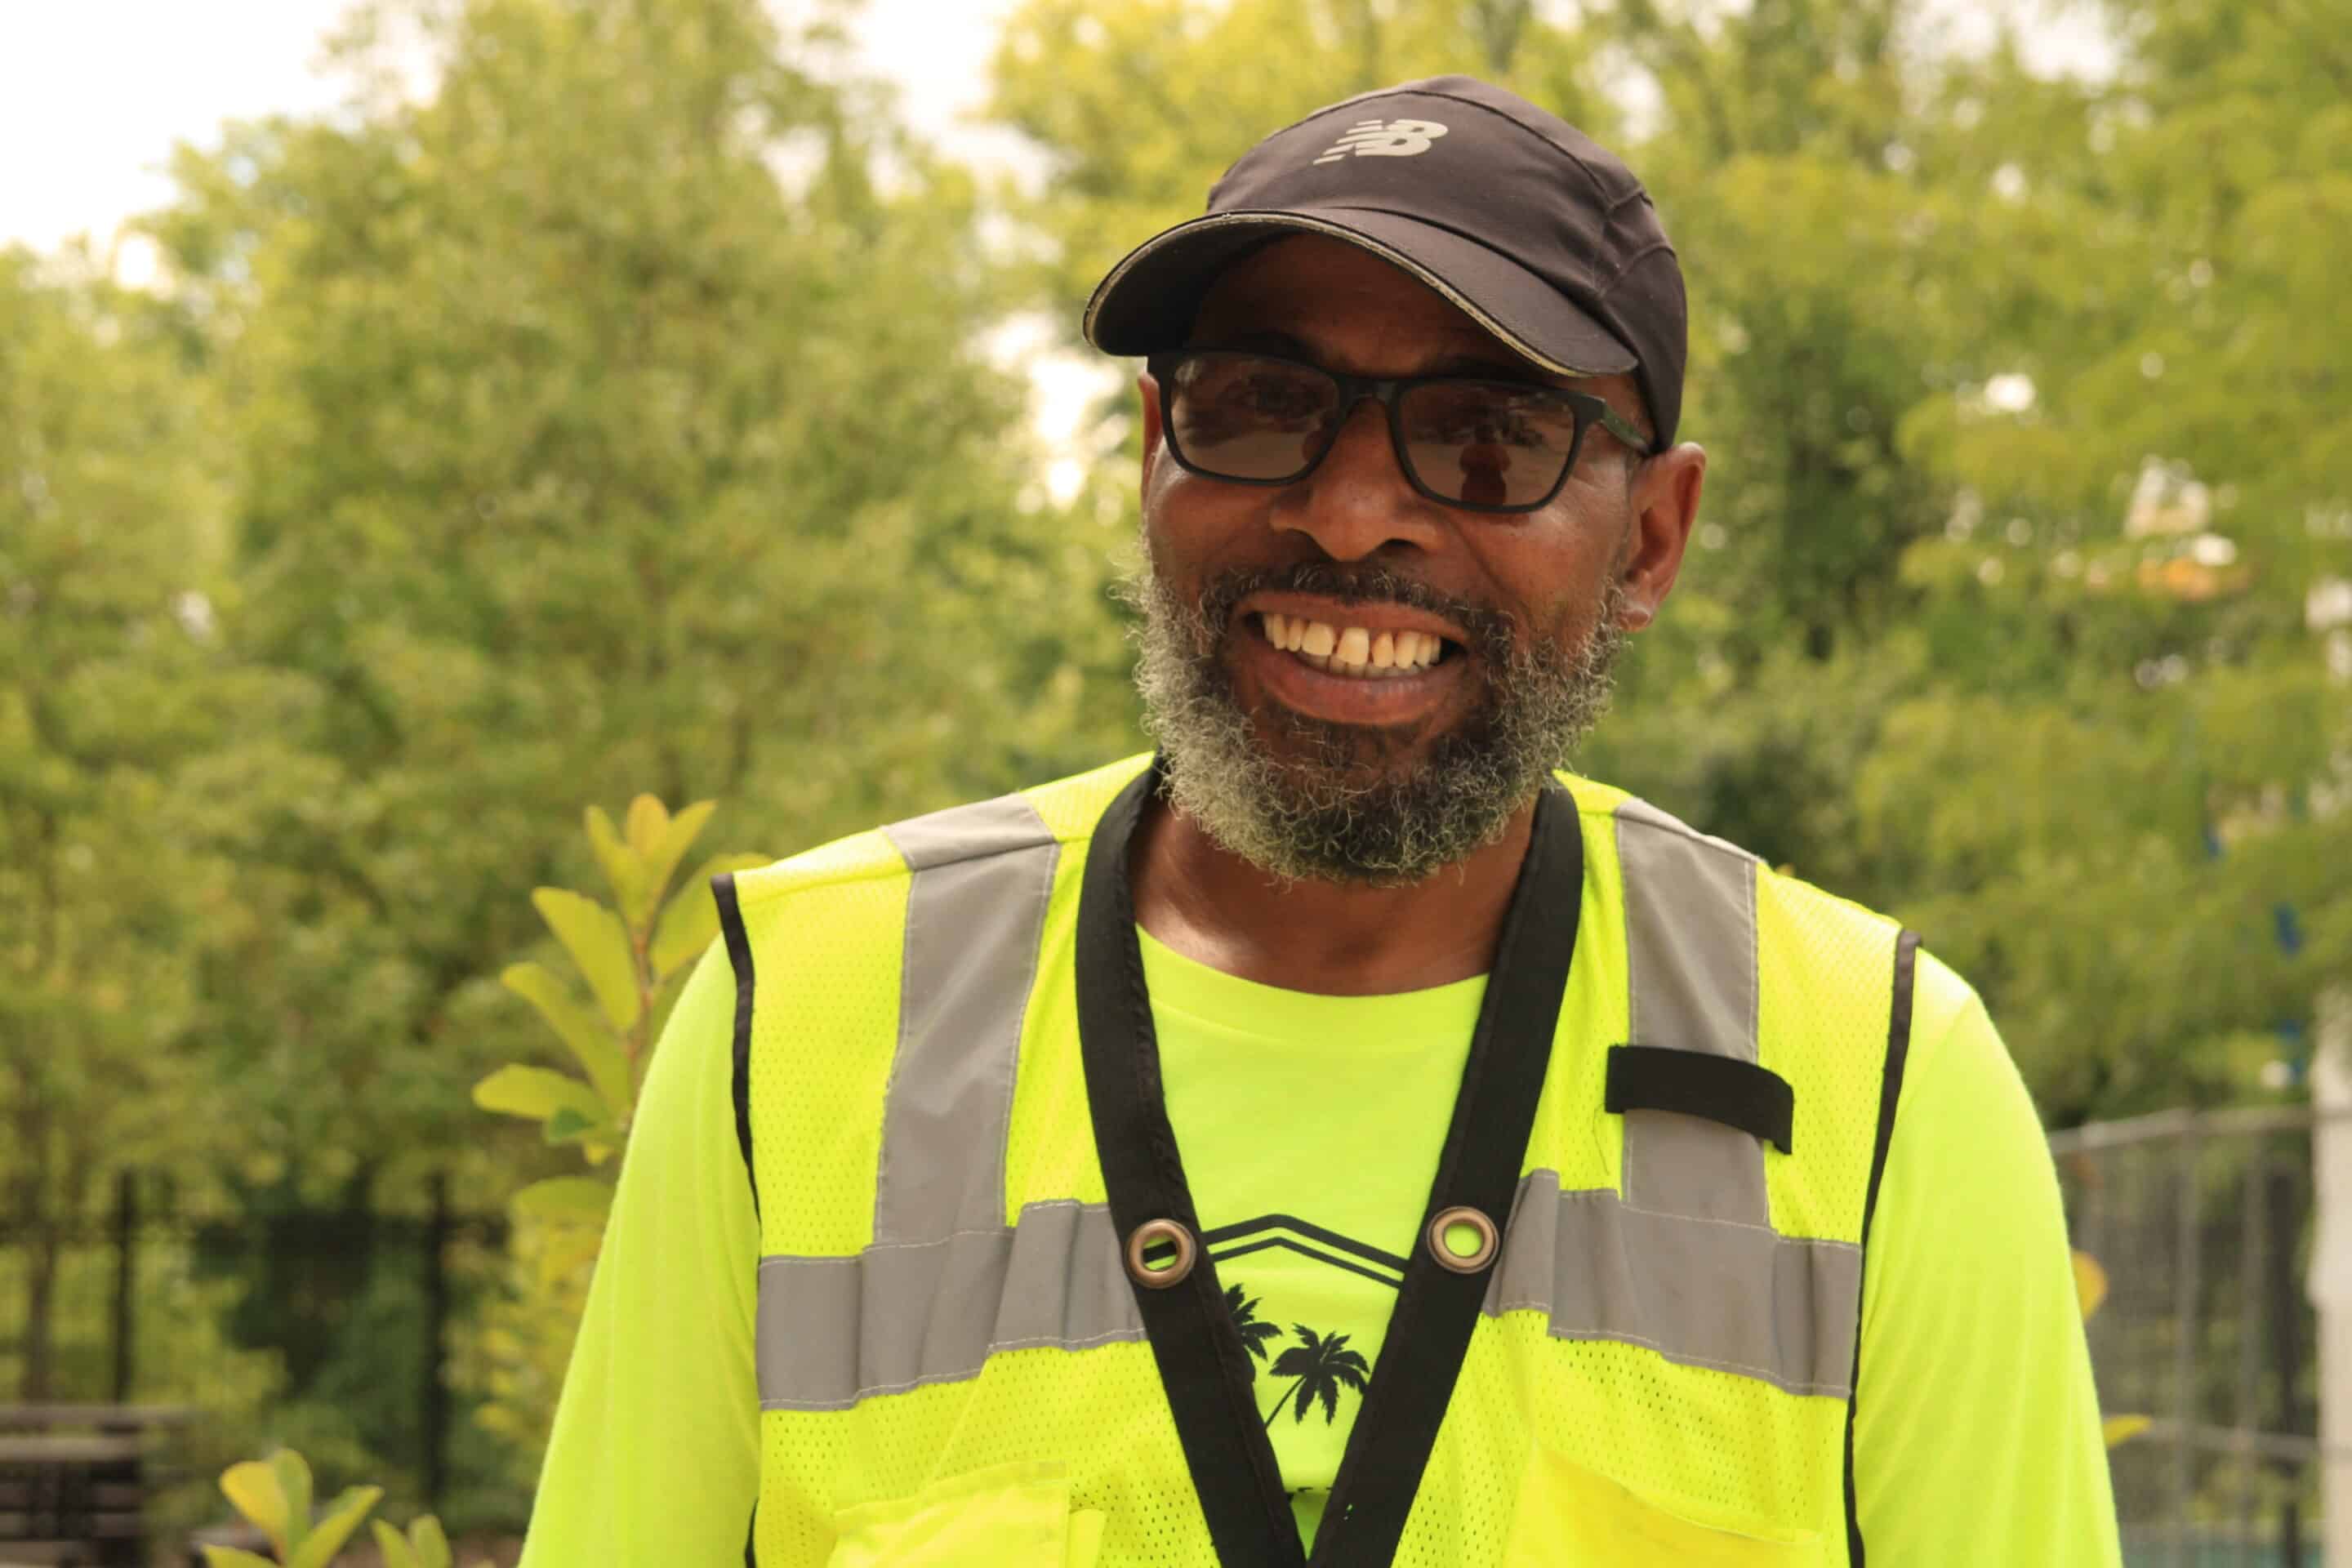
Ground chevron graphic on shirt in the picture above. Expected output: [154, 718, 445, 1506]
[1202, 1213, 1409, 1290]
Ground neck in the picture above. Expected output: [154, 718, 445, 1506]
[1129, 791, 1537, 996]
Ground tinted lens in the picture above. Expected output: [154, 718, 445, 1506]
[1399, 381, 1583, 510]
[1165, 354, 1339, 481]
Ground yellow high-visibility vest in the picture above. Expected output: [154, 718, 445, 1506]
[719, 753, 1915, 1567]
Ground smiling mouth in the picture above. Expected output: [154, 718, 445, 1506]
[1254, 611, 1463, 679]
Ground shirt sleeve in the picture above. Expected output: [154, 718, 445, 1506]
[1851, 951, 2123, 1565]
[519, 936, 761, 1567]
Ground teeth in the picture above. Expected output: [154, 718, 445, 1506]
[1260, 614, 1447, 677]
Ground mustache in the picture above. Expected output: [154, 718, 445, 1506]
[1194, 562, 1521, 663]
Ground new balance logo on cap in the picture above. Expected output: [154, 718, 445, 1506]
[1312, 118, 1449, 164]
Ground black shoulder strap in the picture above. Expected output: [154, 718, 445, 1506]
[714, 871, 760, 1220]
[1843, 927, 1921, 1567]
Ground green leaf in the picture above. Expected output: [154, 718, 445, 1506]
[640, 800, 718, 905]
[623, 793, 671, 859]
[219, 1459, 290, 1553]
[584, 804, 651, 925]
[288, 1485, 382, 1568]
[542, 1104, 602, 1143]
[473, 1064, 604, 1125]
[532, 887, 641, 1031]
[270, 1450, 313, 1552]
[513, 1176, 612, 1224]
[501, 961, 630, 1113]
[372, 1519, 421, 1568]
[408, 1514, 454, 1568]
[200, 1550, 281, 1568]
[650, 853, 770, 977]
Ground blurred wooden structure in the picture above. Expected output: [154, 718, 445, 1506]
[0, 1405, 193, 1567]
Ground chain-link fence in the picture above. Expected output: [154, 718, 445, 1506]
[2056, 1106, 2347, 1566]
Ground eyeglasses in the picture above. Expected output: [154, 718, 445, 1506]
[1146, 348, 1654, 514]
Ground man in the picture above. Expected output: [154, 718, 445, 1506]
[522, 76, 2120, 1566]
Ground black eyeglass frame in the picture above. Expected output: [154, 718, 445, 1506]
[1145, 347, 1657, 515]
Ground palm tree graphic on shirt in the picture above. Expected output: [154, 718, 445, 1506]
[1225, 1284, 1285, 1363]
[1263, 1325, 1371, 1428]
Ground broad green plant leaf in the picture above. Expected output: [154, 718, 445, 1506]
[371, 1519, 421, 1568]
[584, 805, 650, 924]
[199, 1551, 279, 1568]
[651, 853, 771, 977]
[623, 793, 670, 860]
[501, 961, 630, 1112]
[532, 887, 641, 1031]
[288, 1485, 383, 1568]
[514, 1176, 612, 1223]
[543, 1104, 615, 1145]
[269, 1450, 313, 1554]
[218, 1458, 292, 1554]
[639, 800, 718, 911]
[473, 1064, 605, 1126]
[407, 1512, 454, 1568]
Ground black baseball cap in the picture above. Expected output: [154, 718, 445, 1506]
[1083, 74, 1688, 448]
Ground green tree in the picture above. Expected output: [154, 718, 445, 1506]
[0, 244, 291, 1396]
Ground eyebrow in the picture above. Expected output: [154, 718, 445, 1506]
[1214, 327, 1564, 387]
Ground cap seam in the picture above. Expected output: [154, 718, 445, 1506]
[1596, 238, 1677, 296]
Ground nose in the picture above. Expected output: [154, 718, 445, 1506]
[1278, 394, 1444, 560]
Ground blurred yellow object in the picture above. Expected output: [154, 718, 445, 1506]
[2072, 1251, 2147, 1450]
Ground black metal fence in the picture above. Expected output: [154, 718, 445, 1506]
[2056, 1107, 2336, 1566]
[0, 1173, 511, 1531]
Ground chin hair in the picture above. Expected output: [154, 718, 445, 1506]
[1121, 559, 1628, 886]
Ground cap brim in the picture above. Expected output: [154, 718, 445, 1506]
[1083, 207, 1637, 379]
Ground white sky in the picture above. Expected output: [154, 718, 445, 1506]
[0, 0, 2109, 498]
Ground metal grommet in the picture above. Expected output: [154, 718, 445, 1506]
[1125, 1218, 1197, 1289]
[1426, 1205, 1499, 1274]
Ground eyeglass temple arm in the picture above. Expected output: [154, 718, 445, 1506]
[1594, 405, 1657, 458]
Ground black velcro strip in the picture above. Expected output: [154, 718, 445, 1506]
[1606, 1045, 1796, 1154]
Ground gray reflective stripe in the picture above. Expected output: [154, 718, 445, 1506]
[1613, 799, 1767, 1227]
[876, 793, 1060, 1244]
[1484, 1169, 1861, 1398]
[757, 1201, 1143, 1410]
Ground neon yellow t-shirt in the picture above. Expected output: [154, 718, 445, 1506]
[1140, 925, 1486, 1550]
[519, 929, 2121, 1567]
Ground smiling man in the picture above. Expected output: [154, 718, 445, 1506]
[521, 76, 2121, 1568]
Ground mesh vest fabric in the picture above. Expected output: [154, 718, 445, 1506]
[733, 755, 1899, 1567]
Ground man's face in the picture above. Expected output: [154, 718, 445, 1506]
[1129, 234, 1690, 885]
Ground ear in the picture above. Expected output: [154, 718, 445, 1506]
[1138, 368, 1165, 484]
[1616, 443, 1707, 631]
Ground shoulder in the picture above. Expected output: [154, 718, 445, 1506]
[728, 752, 1154, 914]
[1554, 769, 1916, 956]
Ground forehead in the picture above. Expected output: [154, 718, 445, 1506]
[1187, 234, 1563, 383]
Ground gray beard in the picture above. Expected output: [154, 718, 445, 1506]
[1125, 555, 1628, 886]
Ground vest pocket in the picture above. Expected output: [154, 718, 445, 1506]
[826, 1460, 1106, 1568]
[1502, 1446, 1820, 1566]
